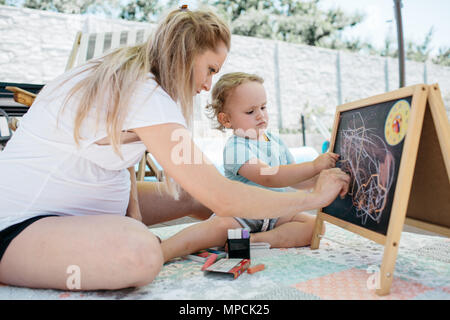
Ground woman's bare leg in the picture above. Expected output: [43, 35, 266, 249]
[0, 215, 163, 290]
[137, 181, 213, 226]
[161, 216, 241, 263]
[251, 212, 325, 248]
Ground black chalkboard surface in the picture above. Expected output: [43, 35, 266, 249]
[323, 96, 413, 235]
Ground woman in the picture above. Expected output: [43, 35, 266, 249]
[0, 7, 349, 291]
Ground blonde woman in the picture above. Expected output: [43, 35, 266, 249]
[0, 7, 349, 291]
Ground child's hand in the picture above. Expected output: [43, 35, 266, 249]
[313, 152, 339, 172]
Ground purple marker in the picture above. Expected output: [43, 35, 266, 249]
[242, 228, 250, 239]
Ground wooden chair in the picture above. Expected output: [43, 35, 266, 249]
[1, 82, 44, 134]
[5, 28, 163, 181]
[0, 108, 12, 150]
[65, 29, 152, 71]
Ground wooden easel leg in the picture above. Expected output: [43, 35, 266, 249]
[310, 212, 324, 250]
[376, 238, 400, 296]
[136, 154, 146, 181]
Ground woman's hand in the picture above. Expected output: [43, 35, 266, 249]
[313, 152, 340, 172]
[311, 168, 350, 208]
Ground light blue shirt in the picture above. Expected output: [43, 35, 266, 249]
[223, 131, 295, 192]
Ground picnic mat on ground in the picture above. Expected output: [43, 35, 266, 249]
[0, 222, 449, 300]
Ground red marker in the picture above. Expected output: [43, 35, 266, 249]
[198, 251, 209, 258]
[201, 253, 218, 271]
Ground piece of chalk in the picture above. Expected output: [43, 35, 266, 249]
[247, 264, 265, 274]
[201, 253, 218, 271]
[228, 229, 236, 239]
[242, 228, 250, 239]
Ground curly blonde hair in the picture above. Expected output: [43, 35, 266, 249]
[206, 72, 264, 131]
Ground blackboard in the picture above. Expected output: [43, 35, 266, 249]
[312, 84, 449, 296]
[323, 96, 413, 235]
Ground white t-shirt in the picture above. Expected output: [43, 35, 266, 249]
[0, 64, 187, 232]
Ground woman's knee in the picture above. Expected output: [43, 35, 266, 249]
[118, 229, 164, 287]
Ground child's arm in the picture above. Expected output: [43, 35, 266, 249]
[238, 152, 339, 189]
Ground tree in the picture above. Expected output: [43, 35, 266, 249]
[119, 0, 161, 22]
[433, 47, 450, 67]
[379, 36, 398, 58]
[22, 0, 118, 15]
[206, 0, 363, 47]
[207, 0, 273, 22]
[231, 7, 274, 38]
[119, 0, 181, 23]
[276, 7, 363, 46]
[405, 27, 433, 63]
[1, 0, 20, 5]
[274, 0, 363, 45]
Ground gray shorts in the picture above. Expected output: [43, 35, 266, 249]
[234, 217, 279, 233]
[208, 214, 279, 233]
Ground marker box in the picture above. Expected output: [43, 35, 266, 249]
[227, 228, 250, 259]
[204, 258, 251, 279]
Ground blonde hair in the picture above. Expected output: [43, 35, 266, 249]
[206, 72, 264, 131]
[62, 7, 231, 198]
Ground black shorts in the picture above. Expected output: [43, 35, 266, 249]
[0, 215, 57, 262]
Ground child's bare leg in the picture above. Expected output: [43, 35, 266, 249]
[161, 216, 241, 263]
[251, 212, 325, 248]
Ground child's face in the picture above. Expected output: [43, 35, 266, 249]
[193, 42, 228, 95]
[220, 81, 268, 139]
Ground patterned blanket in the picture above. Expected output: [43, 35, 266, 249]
[0, 222, 449, 300]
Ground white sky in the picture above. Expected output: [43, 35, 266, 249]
[317, 0, 449, 55]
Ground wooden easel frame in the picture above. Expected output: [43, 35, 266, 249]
[404, 84, 450, 237]
[311, 83, 450, 296]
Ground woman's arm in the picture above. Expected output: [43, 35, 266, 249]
[132, 124, 349, 220]
[291, 175, 318, 190]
